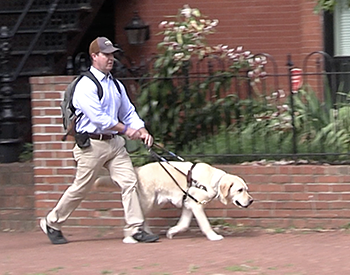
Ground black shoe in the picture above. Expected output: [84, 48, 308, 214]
[132, 230, 159, 243]
[40, 218, 68, 245]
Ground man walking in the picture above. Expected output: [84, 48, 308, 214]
[40, 37, 159, 244]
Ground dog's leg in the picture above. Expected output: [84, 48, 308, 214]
[166, 207, 193, 239]
[189, 202, 224, 241]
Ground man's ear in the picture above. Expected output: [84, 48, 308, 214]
[91, 53, 98, 60]
[219, 182, 233, 205]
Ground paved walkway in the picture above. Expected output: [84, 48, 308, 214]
[1, 228, 350, 275]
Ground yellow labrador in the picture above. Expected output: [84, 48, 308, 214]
[95, 161, 253, 241]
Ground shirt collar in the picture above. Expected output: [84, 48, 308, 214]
[90, 66, 112, 82]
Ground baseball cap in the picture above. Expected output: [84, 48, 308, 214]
[89, 37, 119, 55]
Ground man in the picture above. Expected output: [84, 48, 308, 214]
[40, 37, 159, 244]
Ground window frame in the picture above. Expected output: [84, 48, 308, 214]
[333, 0, 350, 57]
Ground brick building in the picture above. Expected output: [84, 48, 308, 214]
[114, 0, 323, 73]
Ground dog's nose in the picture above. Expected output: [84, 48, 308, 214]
[236, 199, 253, 208]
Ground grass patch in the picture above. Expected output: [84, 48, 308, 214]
[188, 264, 200, 273]
[101, 270, 113, 274]
[47, 267, 64, 273]
[225, 264, 259, 272]
[210, 219, 251, 234]
[340, 222, 350, 230]
[26, 268, 65, 275]
[274, 228, 286, 234]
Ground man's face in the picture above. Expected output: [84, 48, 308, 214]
[91, 52, 114, 74]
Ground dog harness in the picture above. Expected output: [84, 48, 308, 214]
[186, 163, 207, 191]
[148, 145, 216, 204]
[155, 161, 204, 204]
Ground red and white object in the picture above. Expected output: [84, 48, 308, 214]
[291, 68, 303, 93]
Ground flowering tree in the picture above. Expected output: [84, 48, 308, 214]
[138, 5, 266, 149]
[155, 5, 265, 79]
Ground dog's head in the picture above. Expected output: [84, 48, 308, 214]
[218, 174, 253, 208]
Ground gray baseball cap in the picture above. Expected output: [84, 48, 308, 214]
[89, 37, 119, 54]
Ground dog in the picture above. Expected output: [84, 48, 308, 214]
[94, 161, 253, 242]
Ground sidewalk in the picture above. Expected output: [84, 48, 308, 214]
[1, 228, 350, 275]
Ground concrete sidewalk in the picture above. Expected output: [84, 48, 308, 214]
[1, 228, 350, 275]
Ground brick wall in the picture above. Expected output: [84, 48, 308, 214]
[29, 76, 350, 234]
[0, 163, 35, 231]
[220, 165, 350, 229]
[116, 0, 322, 75]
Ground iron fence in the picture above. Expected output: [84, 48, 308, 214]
[115, 52, 350, 165]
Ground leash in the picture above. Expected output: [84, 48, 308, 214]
[147, 143, 207, 204]
[152, 143, 185, 161]
[149, 143, 207, 190]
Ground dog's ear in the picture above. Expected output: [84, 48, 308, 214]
[219, 182, 233, 205]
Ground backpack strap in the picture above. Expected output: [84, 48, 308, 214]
[67, 74, 84, 114]
[81, 70, 121, 98]
[82, 70, 104, 100]
[69, 71, 122, 114]
[112, 78, 122, 94]
[61, 113, 83, 141]
[67, 70, 104, 115]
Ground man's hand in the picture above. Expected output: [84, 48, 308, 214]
[125, 127, 153, 147]
[125, 127, 141, 140]
[138, 127, 153, 147]
[140, 132, 153, 147]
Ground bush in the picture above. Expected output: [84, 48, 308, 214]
[138, 5, 264, 151]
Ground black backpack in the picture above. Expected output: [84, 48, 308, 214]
[60, 70, 121, 141]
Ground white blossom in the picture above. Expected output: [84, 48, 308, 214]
[236, 46, 243, 53]
[210, 19, 219, 27]
[181, 5, 192, 18]
[174, 52, 185, 60]
[192, 8, 201, 17]
[159, 21, 168, 28]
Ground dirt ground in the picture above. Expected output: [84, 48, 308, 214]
[1, 227, 350, 275]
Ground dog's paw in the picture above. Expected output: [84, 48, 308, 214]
[166, 227, 179, 239]
[207, 232, 224, 241]
[122, 236, 138, 244]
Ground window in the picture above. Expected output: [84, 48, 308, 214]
[334, 0, 350, 56]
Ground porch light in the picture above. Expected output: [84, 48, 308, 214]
[124, 12, 150, 45]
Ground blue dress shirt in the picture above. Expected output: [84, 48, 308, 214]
[72, 66, 145, 134]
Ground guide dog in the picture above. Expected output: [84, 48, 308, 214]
[95, 161, 253, 242]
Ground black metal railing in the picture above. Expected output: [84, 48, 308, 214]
[104, 52, 350, 165]
[0, 0, 97, 163]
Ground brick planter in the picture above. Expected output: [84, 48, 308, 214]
[0, 163, 35, 231]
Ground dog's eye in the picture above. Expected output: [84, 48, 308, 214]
[238, 188, 243, 193]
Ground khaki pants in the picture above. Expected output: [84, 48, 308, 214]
[46, 136, 144, 237]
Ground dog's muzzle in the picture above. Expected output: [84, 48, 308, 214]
[235, 199, 253, 208]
